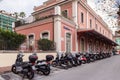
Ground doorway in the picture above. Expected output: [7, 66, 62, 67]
[66, 33, 71, 52]
[28, 35, 34, 51]
[80, 38, 85, 53]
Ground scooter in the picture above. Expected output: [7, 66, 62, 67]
[52, 53, 69, 69]
[11, 53, 34, 79]
[29, 53, 53, 76]
[75, 53, 82, 65]
[80, 54, 87, 64]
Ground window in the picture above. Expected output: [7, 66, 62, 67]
[90, 19, 92, 28]
[66, 33, 71, 52]
[95, 24, 98, 30]
[81, 38, 85, 53]
[41, 32, 49, 39]
[81, 12, 84, 23]
[61, 10, 68, 18]
[28, 35, 34, 47]
[100, 27, 101, 32]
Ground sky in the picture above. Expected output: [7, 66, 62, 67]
[87, 0, 96, 9]
[0, 0, 118, 17]
[0, 0, 96, 17]
[0, 0, 47, 17]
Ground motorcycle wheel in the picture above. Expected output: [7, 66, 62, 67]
[66, 61, 72, 68]
[52, 61, 57, 67]
[82, 60, 86, 64]
[78, 61, 82, 65]
[11, 66, 18, 74]
[27, 71, 34, 79]
[43, 65, 50, 76]
[42, 70, 50, 76]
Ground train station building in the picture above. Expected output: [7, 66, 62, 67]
[15, 0, 117, 53]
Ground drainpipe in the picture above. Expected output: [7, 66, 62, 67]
[52, 16, 54, 42]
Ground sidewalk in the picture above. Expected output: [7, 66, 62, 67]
[0, 66, 11, 74]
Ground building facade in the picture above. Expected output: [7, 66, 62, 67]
[15, 0, 117, 53]
[0, 10, 16, 31]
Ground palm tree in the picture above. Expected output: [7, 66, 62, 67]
[19, 12, 26, 19]
[13, 12, 19, 19]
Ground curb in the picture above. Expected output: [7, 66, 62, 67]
[0, 66, 11, 74]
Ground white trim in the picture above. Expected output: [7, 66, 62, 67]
[40, 30, 50, 40]
[75, 30, 78, 52]
[65, 31, 72, 52]
[72, 0, 78, 52]
[55, 6, 61, 15]
[72, 0, 78, 28]
[54, 15, 61, 52]
[27, 33, 35, 40]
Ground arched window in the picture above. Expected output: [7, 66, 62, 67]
[80, 38, 85, 53]
[29, 35, 34, 46]
[41, 32, 49, 39]
[66, 33, 71, 52]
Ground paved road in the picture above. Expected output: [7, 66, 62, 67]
[35, 55, 120, 80]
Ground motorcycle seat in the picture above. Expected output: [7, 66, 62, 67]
[37, 60, 46, 63]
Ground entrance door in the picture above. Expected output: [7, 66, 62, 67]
[89, 41, 92, 53]
[28, 35, 34, 51]
[80, 38, 85, 53]
[66, 33, 71, 52]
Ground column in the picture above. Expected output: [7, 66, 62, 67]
[72, 0, 78, 52]
[72, 0, 78, 27]
[54, 6, 62, 52]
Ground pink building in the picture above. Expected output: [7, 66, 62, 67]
[15, 0, 117, 53]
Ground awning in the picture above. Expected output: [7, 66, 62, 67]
[77, 29, 118, 46]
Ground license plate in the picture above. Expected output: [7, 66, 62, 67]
[16, 67, 22, 71]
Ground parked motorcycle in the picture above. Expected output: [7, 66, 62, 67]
[79, 53, 87, 64]
[11, 53, 34, 79]
[52, 53, 69, 69]
[75, 53, 82, 65]
[29, 53, 53, 76]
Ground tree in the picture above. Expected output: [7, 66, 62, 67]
[116, 0, 120, 15]
[115, 0, 120, 27]
[13, 12, 19, 19]
[88, 0, 119, 33]
[0, 28, 26, 50]
[37, 39, 55, 51]
[19, 12, 26, 19]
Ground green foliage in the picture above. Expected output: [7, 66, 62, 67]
[14, 12, 26, 19]
[19, 12, 26, 19]
[14, 12, 19, 19]
[0, 28, 26, 50]
[37, 39, 55, 51]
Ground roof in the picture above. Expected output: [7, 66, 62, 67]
[77, 29, 118, 46]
